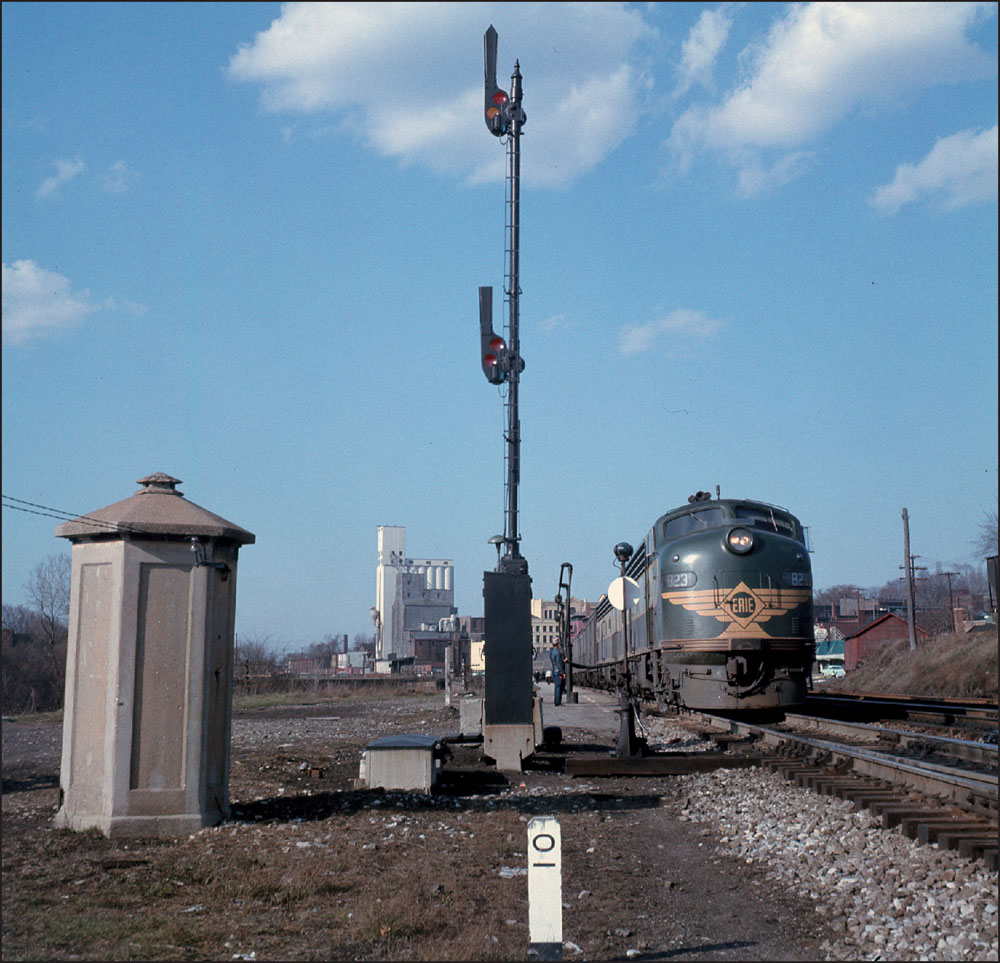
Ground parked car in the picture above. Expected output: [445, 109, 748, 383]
[821, 664, 846, 678]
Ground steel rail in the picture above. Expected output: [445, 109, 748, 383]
[807, 692, 999, 724]
[783, 713, 1000, 767]
[698, 712, 998, 814]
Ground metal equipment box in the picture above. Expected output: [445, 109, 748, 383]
[357, 734, 449, 793]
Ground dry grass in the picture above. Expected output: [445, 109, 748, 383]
[831, 629, 997, 700]
[2, 691, 532, 962]
[233, 677, 443, 709]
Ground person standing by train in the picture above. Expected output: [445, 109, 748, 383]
[549, 639, 565, 706]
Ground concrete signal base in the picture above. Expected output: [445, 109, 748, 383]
[484, 724, 536, 772]
[483, 567, 538, 772]
[483, 695, 545, 772]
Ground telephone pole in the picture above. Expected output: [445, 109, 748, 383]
[940, 571, 959, 632]
[901, 508, 917, 651]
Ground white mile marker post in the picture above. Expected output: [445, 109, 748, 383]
[528, 816, 562, 960]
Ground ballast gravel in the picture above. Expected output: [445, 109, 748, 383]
[672, 751, 997, 960]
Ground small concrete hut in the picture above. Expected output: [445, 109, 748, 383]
[53, 472, 254, 837]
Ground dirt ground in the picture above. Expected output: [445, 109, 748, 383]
[2, 687, 831, 961]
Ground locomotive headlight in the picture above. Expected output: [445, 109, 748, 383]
[726, 527, 754, 554]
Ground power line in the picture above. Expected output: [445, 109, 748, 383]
[2, 494, 131, 534]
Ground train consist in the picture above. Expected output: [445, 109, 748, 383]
[572, 494, 815, 711]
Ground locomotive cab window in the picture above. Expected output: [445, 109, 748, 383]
[734, 506, 798, 539]
[662, 507, 724, 540]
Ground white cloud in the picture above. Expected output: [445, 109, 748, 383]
[102, 160, 138, 195]
[736, 150, 816, 196]
[2, 260, 99, 344]
[871, 124, 998, 213]
[673, 6, 732, 99]
[667, 2, 995, 191]
[619, 309, 723, 356]
[35, 157, 86, 199]
[539, 313, 569, 333]
[102, 296, 148, 315]
[228, 2, 657, 188]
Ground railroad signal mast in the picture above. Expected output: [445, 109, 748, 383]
[479, 24, 527, 575]
[478, 25, 534, 771]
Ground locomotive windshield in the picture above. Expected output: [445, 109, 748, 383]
[662, 507, 725, 539]
[734, 505, 798, 538]
[659, 501, 803, 545]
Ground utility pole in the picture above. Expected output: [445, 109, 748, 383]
[901, 508, 917, 651]
[940, 571, 959, 633]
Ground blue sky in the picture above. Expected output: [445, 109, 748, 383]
[3, 2, 997, 651]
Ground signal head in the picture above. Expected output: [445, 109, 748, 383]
[479, 286, 508, 384]
[483, 27, 509, 136]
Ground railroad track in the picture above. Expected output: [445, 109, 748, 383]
[675, 706, 998, 869]
[804, 690, 999, 741]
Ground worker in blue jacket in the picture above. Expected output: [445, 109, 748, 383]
[549, 639, 565, 706]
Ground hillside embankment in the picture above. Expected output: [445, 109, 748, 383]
[829, 629, 997, 700]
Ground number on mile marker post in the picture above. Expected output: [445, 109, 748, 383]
[528, 816, 562, 960]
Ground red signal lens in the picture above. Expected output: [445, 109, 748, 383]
[493, 91, 507, 106]
[490, 336, 505, 352]
[484, 353, 498, 367]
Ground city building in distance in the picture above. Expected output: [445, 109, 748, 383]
[374, 526, 456, 671]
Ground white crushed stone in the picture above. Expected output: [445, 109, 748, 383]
[640, 714, 716, 752]
[676, 766, 998, 961]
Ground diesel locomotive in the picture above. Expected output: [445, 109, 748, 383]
[572, 494, 815, 711]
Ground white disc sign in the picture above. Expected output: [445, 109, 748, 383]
[607, 576, 641, 611]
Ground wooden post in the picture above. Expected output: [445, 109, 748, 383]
[902, 508, 917, 651]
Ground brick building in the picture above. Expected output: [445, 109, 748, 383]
[844, 613, 930, 670]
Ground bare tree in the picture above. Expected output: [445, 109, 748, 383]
[234, 633, 279, 687]
[2, 560, 71, 714]
[973, 510, 999, 559]
[2, 603, 38, 638]
[813, 584, 861, 606]
[24, 554, 71, 690]
[302, 634, 350, 664]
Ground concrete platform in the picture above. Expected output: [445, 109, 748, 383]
[533, 683, 623, 737]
